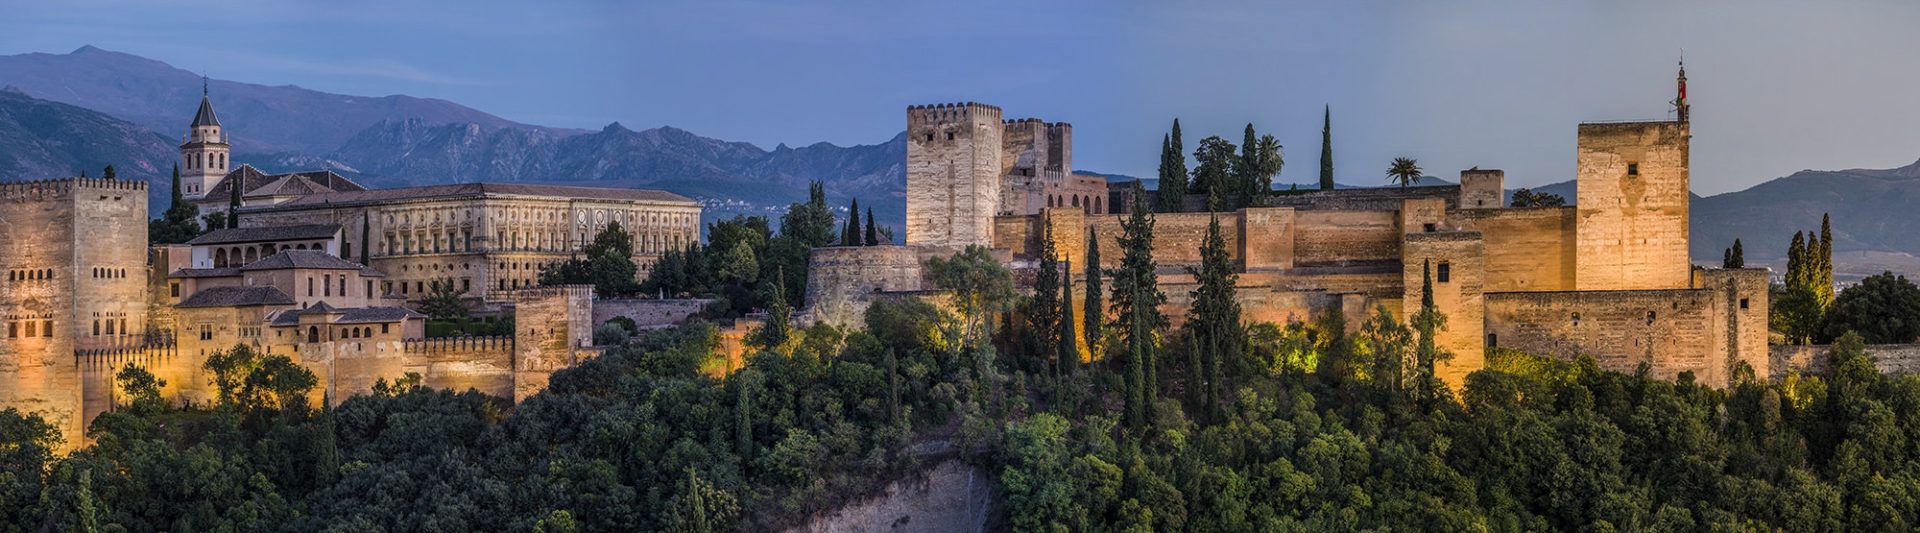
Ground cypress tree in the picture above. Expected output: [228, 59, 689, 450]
[169, 164, 183, 208]
[1158, 121, 1188, 213]
[359, 214, 371, 262]
[1031, 225, 1062, 376]
[1124, 281, 1148, 431]
[1731, 239, 1744, 268]
[102, 165, 116, 180]
[1186, 212, 1239, 421]
[735, 370, 756, 461]
[842, 199, 860, 246]
[1787, 231, 1806, 289]
[1058, 262, 1078, 377]
[1112, 181, 1165, 383]
[753, 269, 791, 348]
[1410, 260, 1449, 405]
[227, 174, 242, 229]
[1723, 247, 1734, 269]
[1320, 105, 1335, 190]
[885, 349, 901, 426]
[865, 207, 879, 246]
[1819, 214, 1834, 304]
[1083, 227, 1104, 355]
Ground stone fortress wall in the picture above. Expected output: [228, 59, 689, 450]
[807, 97, 1771, 391]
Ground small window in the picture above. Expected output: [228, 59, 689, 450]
[1486, 333, 1497, 348]
[924, 133, 933, 142]
[1571, 312, 1581, 324]
[946, 132, 955, 141]
[1627, 163, 1640, 177]
[1423, 223, 1436, 233]
[1437, 262, 1451, 283]
[382, 324, 390, 334]
[1646, 311, 1657, 324]
[1740, 298, 1749, 310]
[170, 283, 180, 297]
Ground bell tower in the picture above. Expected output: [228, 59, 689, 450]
[179, 77, 230, 200]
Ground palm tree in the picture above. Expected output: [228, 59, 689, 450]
[1387, 157, 1422, 188]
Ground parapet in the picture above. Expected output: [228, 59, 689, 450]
[403, 335, 514, 355]
[907, 102, 1004, 125]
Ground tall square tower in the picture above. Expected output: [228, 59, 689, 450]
[1574, 121, 1691, 290]
[906, 103, 1003, 248]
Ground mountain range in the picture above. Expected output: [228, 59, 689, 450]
[0, 45, 1916, 277]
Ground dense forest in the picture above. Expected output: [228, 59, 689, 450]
[5, 283, 1920, 531]
[10, 189, 1920, 531]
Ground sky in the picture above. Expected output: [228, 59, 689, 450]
[2, 0, 1917, 194]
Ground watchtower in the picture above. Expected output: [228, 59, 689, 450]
[906, 102, 1003, 248]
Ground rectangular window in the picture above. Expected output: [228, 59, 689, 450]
[6, 322, 14, 338]
[1422, 223, 1436, 233]
[1437, 262, 1451, 283]
[43, 321, 53, 337]
[462, 279, 471, 292]
[367, 280, 374, 297]
[325, 275, 333, 297]
[382, 324, 390, 334]
[170, 283, 180, 297]
[25, 321, 36, 338]
[1627, 162, 1640, 176]
[1740, 298, 1749, 310]
[309, 277, 315, 297]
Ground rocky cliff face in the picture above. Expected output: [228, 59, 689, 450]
[787, 459, 997, 533]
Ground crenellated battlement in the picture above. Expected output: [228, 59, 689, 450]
[907, 102, 1003, 125]
[0, 177, 149, 201]
[403, 335, 514, 355]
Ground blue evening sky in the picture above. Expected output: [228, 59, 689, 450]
[2, 0, 1916, 193]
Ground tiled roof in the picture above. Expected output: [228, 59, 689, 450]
[268, 305, 423, 326]
[178, 286, 294, 308]
[205, 165, 368, 202]
[239, 250, 366, 271]
[191, 95, 220, 127]
[272, 182, 697, 208]
[186, 224, 341, 246]
[171, 267, 241, 278]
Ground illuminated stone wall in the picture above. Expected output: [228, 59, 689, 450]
[1575, 121, 1692, 291]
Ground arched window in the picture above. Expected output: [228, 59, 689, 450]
[215, 248, 229, 268]
[308, 326, 320, 343]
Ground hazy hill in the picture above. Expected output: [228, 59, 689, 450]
[1693, 160, 1920, 274]
[0, 87, 174, 207]
[0, 46, 569, 154]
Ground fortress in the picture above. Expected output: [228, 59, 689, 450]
[0, 92, 699, 448]
[808, 64, 1772, 390]
[0, 64, 1787, 450]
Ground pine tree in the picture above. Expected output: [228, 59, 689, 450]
[865, 207, 879, 246]
[1158, 120, 1188, 213]
[1058, 262, 1078, 377]
[1319, 105, 1335, 190]
[1083, 227, 1104, 355]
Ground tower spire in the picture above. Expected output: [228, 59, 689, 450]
[1673, 55, 1689, 122]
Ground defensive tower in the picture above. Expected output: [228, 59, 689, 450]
[907, 102, 1003, 247]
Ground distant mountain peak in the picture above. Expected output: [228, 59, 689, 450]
[602, 122, 631, 134]
[71, 45, 105, 54]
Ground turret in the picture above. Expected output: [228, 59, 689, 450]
[179, 78, 230, 200]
